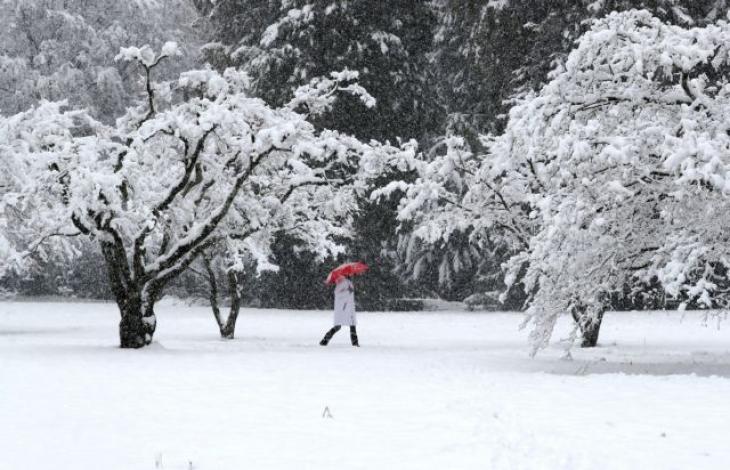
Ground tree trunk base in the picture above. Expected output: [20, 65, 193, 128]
[579, 320, 601, 348]
[205, 259, 241, 340]
[119, 311, 156, 349]
[219, 326, 235, 340]
[571, 302, 604, 348]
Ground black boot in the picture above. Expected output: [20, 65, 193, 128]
[320, 325, 341, 346]
[350, 326, 359, 347]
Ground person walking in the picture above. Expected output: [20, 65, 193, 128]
[320, 276, 359, 346]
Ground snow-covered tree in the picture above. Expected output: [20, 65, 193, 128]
[0, 0, 201, 121]
[374, 135, 532, 307]
[396, 1, 728, 304]
[391, 9, 730, 352]
[0, 43, 406, 348]
[191, 69, 411, 338]
[194, 0, 443, 310]
[432, 0, 727, 143]
[0, 0, 204, 300]
[502, 9, 730, 352]
[197, 0, 441, 142]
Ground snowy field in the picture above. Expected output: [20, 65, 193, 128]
[2, 301, 730, 470]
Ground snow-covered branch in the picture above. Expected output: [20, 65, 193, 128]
[0, 43, 398, 348]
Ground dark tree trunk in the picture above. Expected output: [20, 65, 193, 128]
[204, 257, 242, 339]
[220, 271, 241, 339]
[570, 301, 605, 348]
[116, 285, 160, 348]
[118, 294, 156, 348]
[101, 240, 159, 348]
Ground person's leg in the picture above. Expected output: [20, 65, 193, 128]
[350, 326, 359, 347]
[319, 325, 341, 346]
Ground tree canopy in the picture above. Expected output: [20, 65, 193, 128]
[388, 9, 730, 351]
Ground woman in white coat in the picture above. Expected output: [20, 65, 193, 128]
[319, 276, 359, 346]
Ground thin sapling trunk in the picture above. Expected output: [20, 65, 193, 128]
[204, 257, 242, 339]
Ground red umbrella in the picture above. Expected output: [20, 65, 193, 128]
[325, 261, 369, 284]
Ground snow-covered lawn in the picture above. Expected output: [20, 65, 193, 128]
[2, 301, 730, 470]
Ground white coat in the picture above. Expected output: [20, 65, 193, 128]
[333, 277, 356, 326]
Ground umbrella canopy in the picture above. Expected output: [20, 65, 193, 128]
[325, 261, 369, 284]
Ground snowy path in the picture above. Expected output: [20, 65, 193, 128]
[1, 301, 730, 469]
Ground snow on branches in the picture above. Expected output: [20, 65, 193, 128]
[0, 101, 92, 278]
[0, 43, 403, 347]
[115, 41, 182, 67]
[0, 0, 199, 120]
[498, 9, 730, 352]
[392, 9, 730, 352]
[288, 70, 377, 117]
[373, 133, 532, 298]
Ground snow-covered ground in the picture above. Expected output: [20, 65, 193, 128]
[2, 301, 730, 470]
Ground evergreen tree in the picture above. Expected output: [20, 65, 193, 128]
[199, 0, 442, 142]
[400, 0, 729, 306]
[433, 0, 727, 142]
[196, 0, 443, 309]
